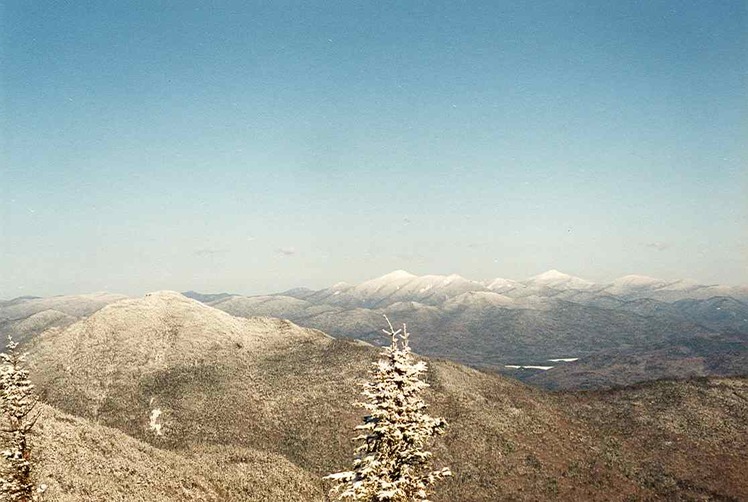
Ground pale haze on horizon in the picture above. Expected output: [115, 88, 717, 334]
[1, 1, 746, 298]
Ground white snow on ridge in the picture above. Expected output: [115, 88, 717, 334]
[343, 271, 484, 304]
[526, 269, 595, 290]
[531, 269, 574, 281]
[605, 275, 721, 297]
[605, 275, 671, 294]
[548, 358, 578, 362]
[366, 272, 476, 292]
[418, 273, 468, 286]
[380, 270, 417, 281]
[354, 270, 418, 295]
[485, 277, 521, 291]
[658, 279, 703, 291]
[319, 270, 744, 306]
[611, 275, 665, 287]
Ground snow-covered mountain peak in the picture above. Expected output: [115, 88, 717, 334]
[532, 270, 573, 281]
[526, 270, 594, 290]
[486, 277, 515, 286]
[328, 270, 486, 307]
[611, 275, 665, 287]
[353, 270, 419, 295]
[485, 277, 522, 294]
[376, 270, 417, 282]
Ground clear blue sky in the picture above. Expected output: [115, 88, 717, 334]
[1, 1, 746, 297]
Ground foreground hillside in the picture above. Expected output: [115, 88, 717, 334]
[25, 292, 748, 501]
[572, 378, 748, 499]
[33, 405, 323, 501]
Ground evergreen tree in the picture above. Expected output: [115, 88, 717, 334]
[326, 318, 450, 501]
[0, 335, 41, 502]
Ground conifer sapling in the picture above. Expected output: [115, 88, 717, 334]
[326, 318, 450, 501]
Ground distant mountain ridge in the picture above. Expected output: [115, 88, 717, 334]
[272, 269, 748, 307]
[0, 292, 129, 348]
[0, 292, 128, 321]
[196, 270, 748, 389]
[182, 291, 234, 304]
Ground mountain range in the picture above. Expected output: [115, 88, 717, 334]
[184, 270, 748, 390]
[3, 270, 747, 391]
[20, 291, 748, 500]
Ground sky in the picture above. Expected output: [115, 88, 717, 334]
[1, 1, 746, 297]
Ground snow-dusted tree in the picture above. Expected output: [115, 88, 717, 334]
[326, 318, 450, 501]
[0, 335, 41, 502]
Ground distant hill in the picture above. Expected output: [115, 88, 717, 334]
[25, 292, 748, 501]
[0, 293, 128, 348]
[0, 309, 77, 347]
[181, 291, 233, 304]
[0, 292, 128, 321]
[0, 295, 42, 306]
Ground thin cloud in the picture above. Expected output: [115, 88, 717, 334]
[194, 248, 229, 257]
[644, 242, 671, 251]
[276, 247, 297, 256]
